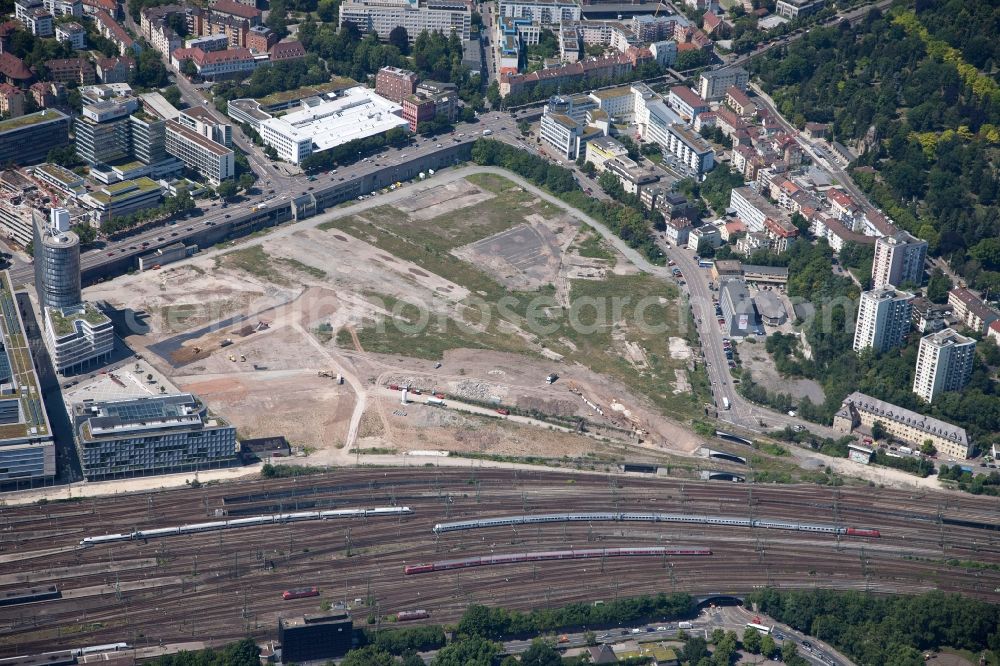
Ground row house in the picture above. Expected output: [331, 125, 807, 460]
[731, 144, 762, 181]
[95, 9, 139, 55]
[82, 0, 117, 17]
[500, 47, 651, 97]
[44, 57, 95, 84]
[948, 287, 1000, 334]
[29, 80, 64, 107]
[95, 56, 134, 83]
[724, 85, 755, 117]
[171, 46, 256, 80]
[141, 5, 188, 55]
[809, 214, 874, 253]
[0, 83, 25, 117]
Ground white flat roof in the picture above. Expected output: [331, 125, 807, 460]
[261, 86, 408, 152]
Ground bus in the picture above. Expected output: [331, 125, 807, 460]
[698, 259, 713, 268]
[746, 622, 772, 635]
[722, 397, 730, 410]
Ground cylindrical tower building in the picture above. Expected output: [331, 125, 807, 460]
[34, 208, 82, 311]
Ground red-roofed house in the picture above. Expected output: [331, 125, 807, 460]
[29, 80, 63, 107]
[268, 40, 305, 62]
[173, 47, 256, 79]
[826, 188, 857, 222]
[82, 0, 118, 17]
[0, 53, 33, 85]
[721, 218, 746, 241]
[0, 83, 25, 117]
[725, 85, 755, 117]
[95, 55, 134, 83]
[987, 319, 1000, 346]
[95, 9, 139, 55]
[210, 0, 262, 23]
[948, 287, 1000, 334]
[702, 11, 730, 37]
[44, 57, 95, 84]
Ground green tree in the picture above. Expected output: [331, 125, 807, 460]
[162, 85, 182, 107]
[742, 627, 762, 654]
[681, 636, 710, 663]
[782, 640, 800, 663]
[920, 440, 936, 456]
[520, 639, 562, 666]
[431, 636, 499, 666]
[926, 268, 952, 304]
[487, 80, 502, 108]
[760, 634, 777, 658]
[389, 26, 410, 54]
[238, 173, 256, 192]
[71, 223, 96, 246]
[217, 180, 238, 200]
[871, 420, 888, 442]
[340, 646, 394, 666]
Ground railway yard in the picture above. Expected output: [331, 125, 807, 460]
[1, 468, 998, 655]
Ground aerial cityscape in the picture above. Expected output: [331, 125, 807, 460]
[0, 0, 997, 662]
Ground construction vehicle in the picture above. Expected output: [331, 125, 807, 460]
[228, 354, 236, 362]
[240, 355, 246, 362]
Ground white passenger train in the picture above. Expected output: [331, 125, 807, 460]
[79, 507, 412, 546]
[432, 513, 880, 537]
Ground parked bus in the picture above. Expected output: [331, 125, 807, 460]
[746, 622, 772, 635]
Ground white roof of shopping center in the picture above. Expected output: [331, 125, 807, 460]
[261, 86, 408, 151]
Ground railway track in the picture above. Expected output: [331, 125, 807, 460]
[0, 469, 997, 654]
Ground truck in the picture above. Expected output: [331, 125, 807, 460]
[546, 373, 558, 384]
[678, 621, 693, 630]
[722, 397, 730, 410]
[426, 396, 445, 407]
[898, 446, 913, 455]
[482, 129, 493, 136]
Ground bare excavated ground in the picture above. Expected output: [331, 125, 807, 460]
[85, 173, 705, 460]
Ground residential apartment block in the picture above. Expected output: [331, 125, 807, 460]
[872, 230, 927, 290]
[912, 328, 975, 404]
[339, 0, 472, 43]
[833, 392, 970, 460]
[947, 287, 1000, 334]
[498, 0, 581, 25]
[853, 286, 914, 354]
[697, 66, 748, 101]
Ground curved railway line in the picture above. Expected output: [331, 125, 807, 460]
[0, 468, 997, 655]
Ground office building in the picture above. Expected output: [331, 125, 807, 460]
[72, 393, 237, 479]
[44, 302, 114, 373]
[279, 614, 354, 662]
[912, 328, 975, 404]
[34, 208, 81, 310]
[339, 0, 472, 43]
[662, 123, 714, 175]
[258, 86, 408, 164]
[81, 177, 163, 221]
[177, 106, 232, 147]
[853, 286, 914, 354]
[0, 110, 71, 166]
[697, 66, 748, 101]
[0, 271, 55, 483]
[719, 278, 762, 337]
[165, 120, 234, 183]
[539, 110, 602, 160]
[872, 230, 927, 290]
[74, 97, 139, 165]
[833, 392, 969, 460]
[375, 66, 418, 104]
[948, 287, 1000, 334]
[585, 135, 629, 171]
[498, 0, 580, 25]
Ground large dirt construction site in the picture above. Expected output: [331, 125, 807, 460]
[86, 170, 704, 462]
